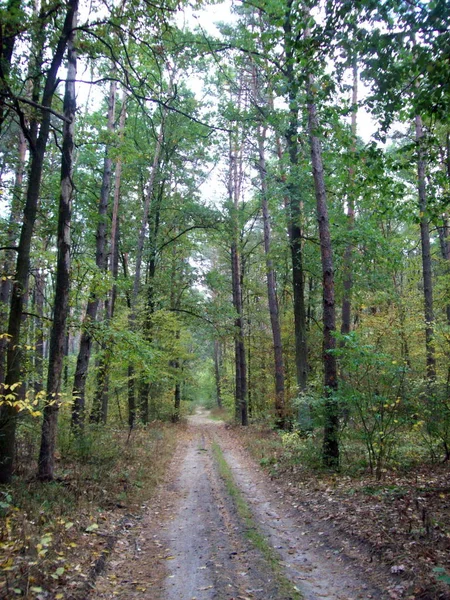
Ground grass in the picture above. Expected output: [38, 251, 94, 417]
[0, 422, 179, 599]
[212, 441, 302, 600]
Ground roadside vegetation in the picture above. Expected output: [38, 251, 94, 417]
[0, 420, 178, 598]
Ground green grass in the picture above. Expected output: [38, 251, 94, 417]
[212, 441, 303, 600]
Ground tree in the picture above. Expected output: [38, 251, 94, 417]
[0, 0, 79, 484]
[38, 0, 78, 480]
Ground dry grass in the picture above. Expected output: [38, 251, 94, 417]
[0, 423, 179, 599]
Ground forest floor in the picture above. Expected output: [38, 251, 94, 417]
[91, 409, 403, 600]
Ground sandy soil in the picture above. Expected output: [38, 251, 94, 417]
[92, 409, 391, 600]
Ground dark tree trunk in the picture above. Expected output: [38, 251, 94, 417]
[0, 1, 78, 484]
[231, 241, 248, 426]
[72, 79, 116, 429]
[416, 114, 436, 382]
[0, 129, 26, 386]
[282, 2, 309, 424]
[257, 124, 286, 426]
[38, 7, 77, 480]
[306, 73, 339, 468]
[213, 340, 222, 409]
[0, 0, 22, 132]
[228, 124, 248, 426]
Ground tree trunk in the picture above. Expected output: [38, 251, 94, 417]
[341, 57, 358, 337]
[0, 129, 26, 386]
[229, 124, 248, 426]
[282, 2, 309, 426]
[257, 124, 286, 426]
[33, 266, 45, 395]
[0, 1, 78, 484]
[213, 340, 222, 409]
[38, 6, 77, 480]
[306, 72, 339, 468]
[0, 0, 22, 132]
[128, 109, 166, 424]
[72, 79, 116, 429]
[415, 114, 436, 382]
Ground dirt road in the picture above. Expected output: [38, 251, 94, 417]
[93, 410, 387, 600]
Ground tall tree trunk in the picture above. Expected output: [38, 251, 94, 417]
[0, 1, 78, 484]
[0, 129, 26, 386]
[38, 6, 77, 480]
[256, 124, 286, 426]
[341, 57, 358, 337]
[72, 79, 116, 429]
[213, 340, 222, 409]
[128, 110, 166, 425]
[306, 72, 339, 468]
[415, 114, 436, 382]
[282, 2, 309, 425]
[229, 125, 248, 426]
[109, 92, 127, 319]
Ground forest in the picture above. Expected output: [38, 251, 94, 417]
[0, 0, 449, 597]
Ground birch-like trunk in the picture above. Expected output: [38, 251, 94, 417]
[72, 79, 116, 428]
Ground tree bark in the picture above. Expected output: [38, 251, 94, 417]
[306, 72, 339, 468]
[282, 1, 309, 421]
[0, 1, 78, 484]
[72, 79, 116, 429]
[213, 340, 222, 408]
[0, 129, 26, 386]
[257, 124, 286, 426]
[415, 114, 436, 382]
[38, 4, 77, 480]
[229, 126, 248, 426]
[128, 108, 166, 425]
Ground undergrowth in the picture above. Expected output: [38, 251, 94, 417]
[239, 424, 450, 599]
[0, 422, 178, 599]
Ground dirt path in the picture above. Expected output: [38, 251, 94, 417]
[92, 410, 388, 600]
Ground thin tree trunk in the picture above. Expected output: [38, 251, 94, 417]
[38, 7, 77, 480]
[72, 79, 116, 429]
[0, 129, 26, 386]
[213, 340, 222, 409]
[415, 114, 436, 382]
[229, 125, 248, 426]
[306, 72, 339, 468]
[257, 124, 286, 426]
[341, 57, 358, 337]
[33, 267, 45, 394]
[282, 2, 309, 425]
[128, 110, 166, 424]
[88, 91, 127, 426]
[0, 1, 78, 484]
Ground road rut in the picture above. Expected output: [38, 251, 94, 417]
[92, 411, 388, 600]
